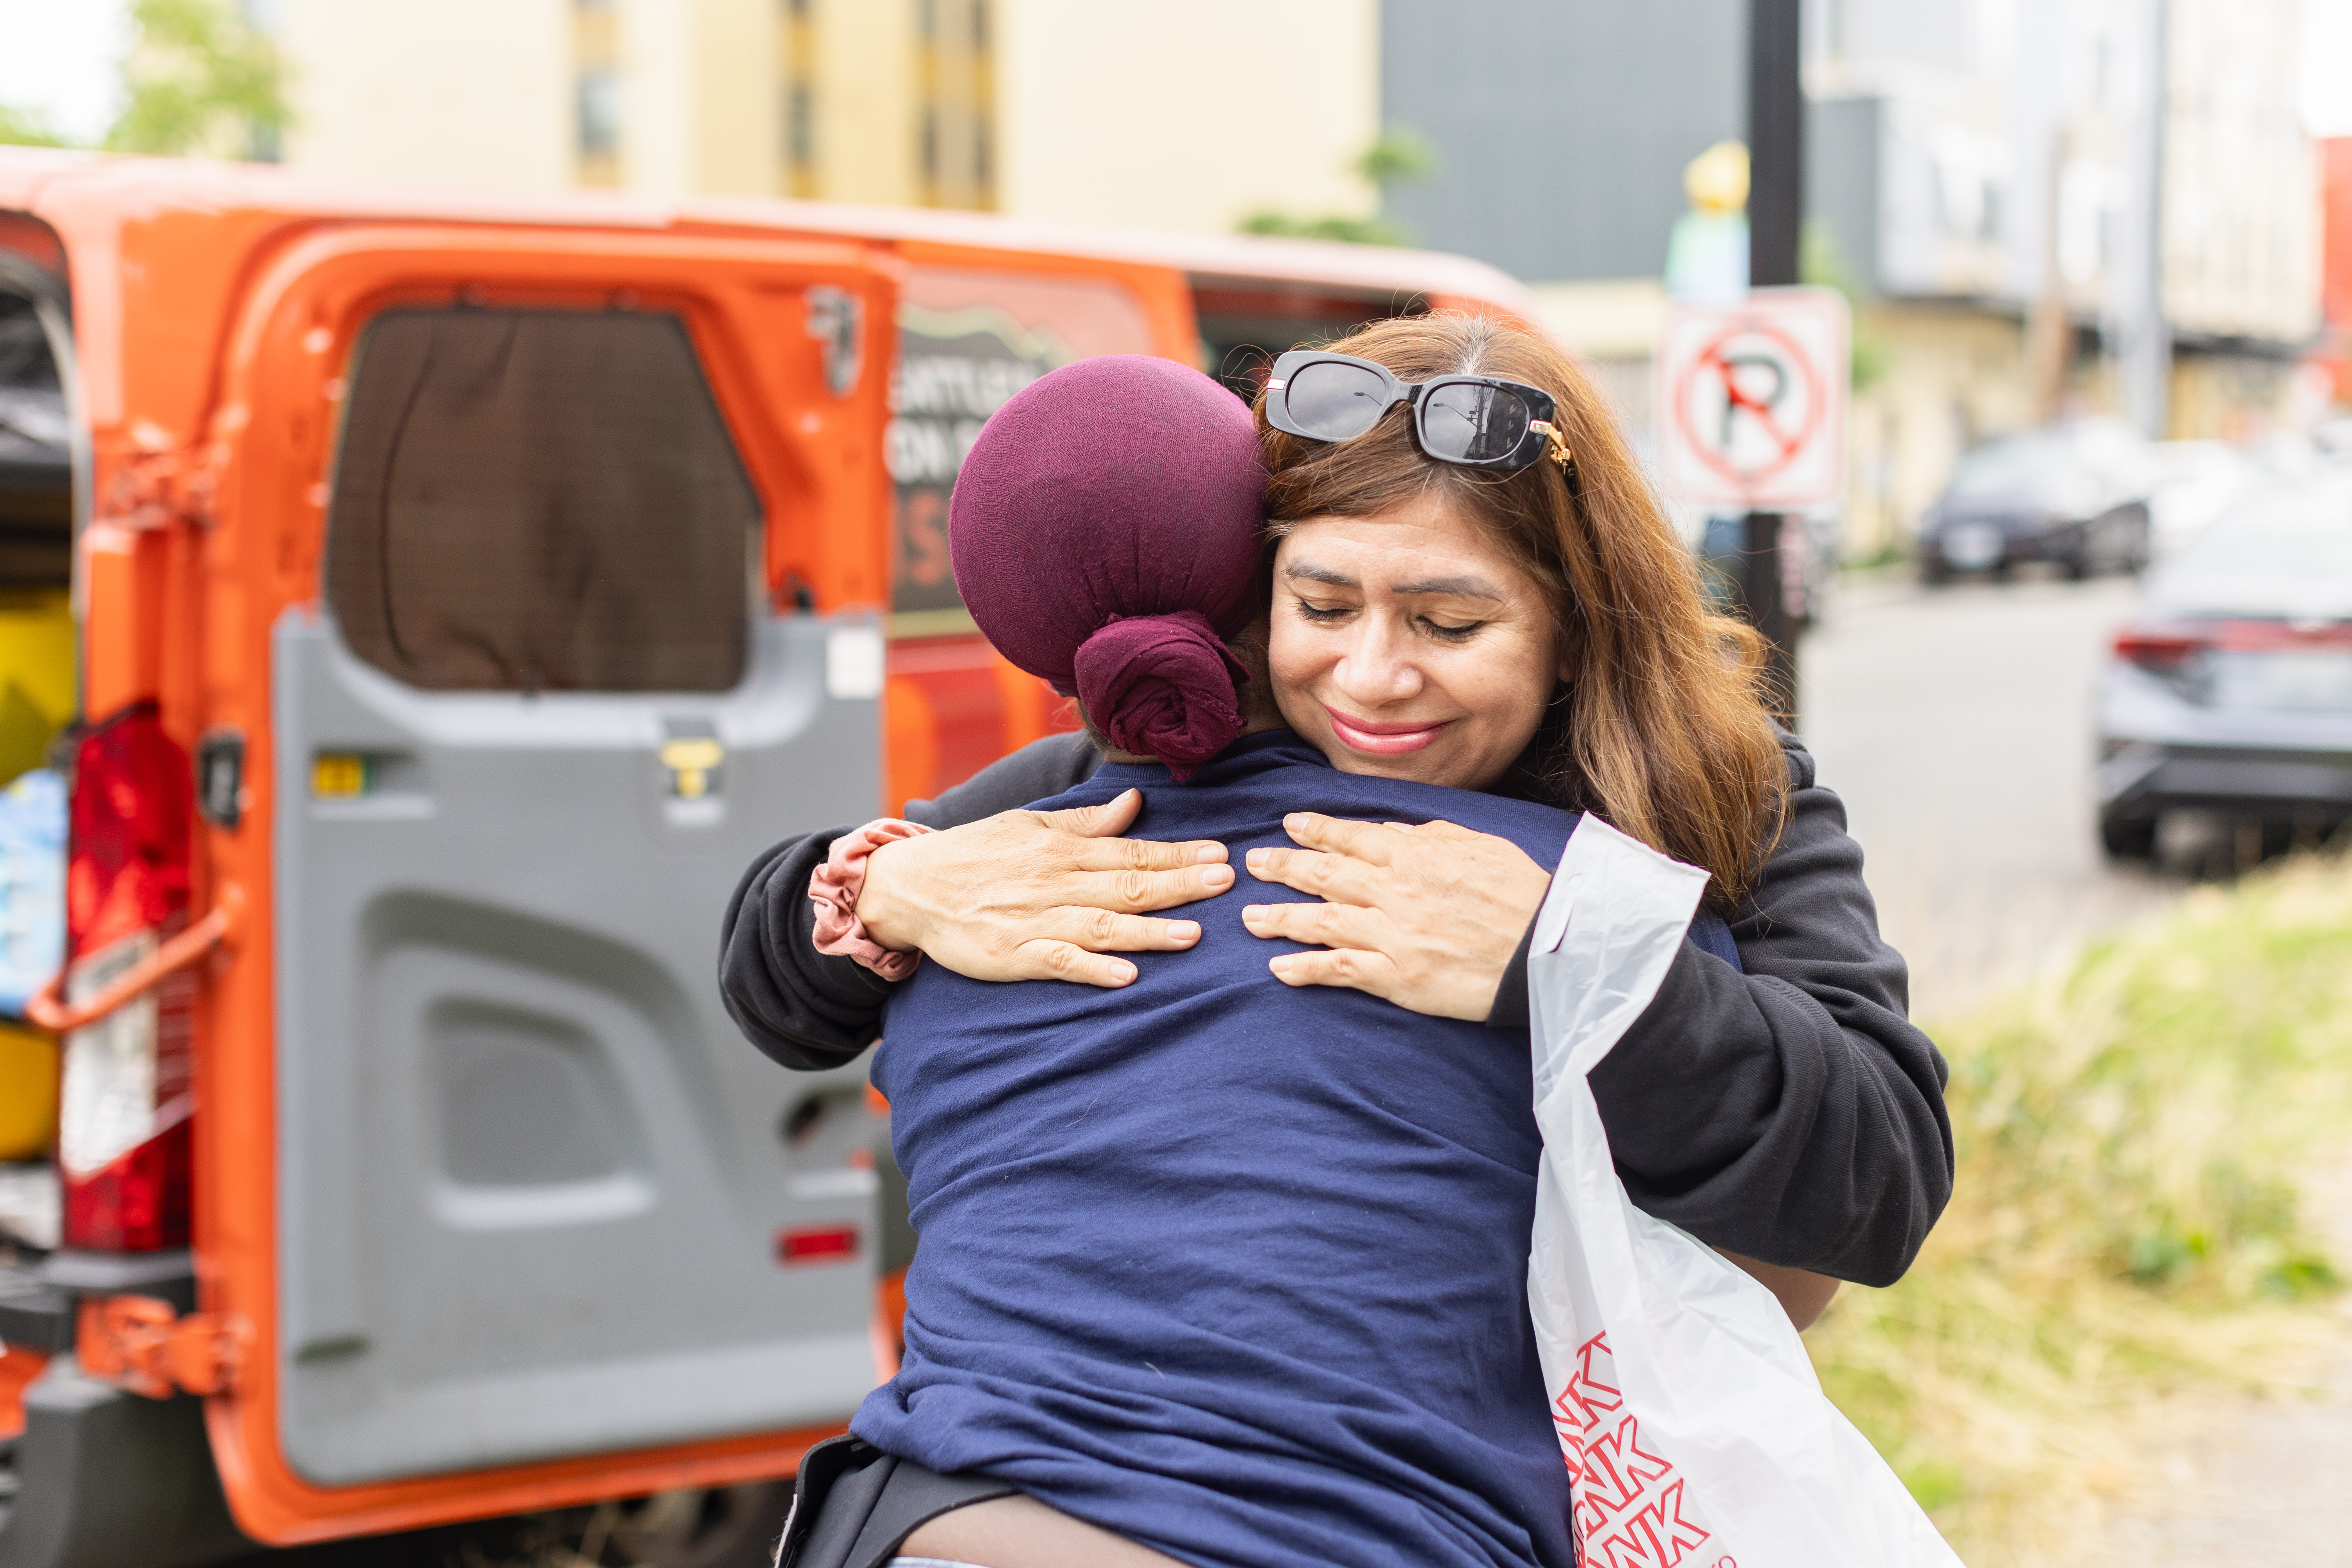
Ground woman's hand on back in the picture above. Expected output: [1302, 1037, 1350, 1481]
[1241, 814, 1552, 1021]
[857, 788, 1234, 988]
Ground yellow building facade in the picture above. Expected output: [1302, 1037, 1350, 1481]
[274, 0, 1380, 236]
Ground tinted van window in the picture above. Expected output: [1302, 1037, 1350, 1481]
[327, 309, 757, 693]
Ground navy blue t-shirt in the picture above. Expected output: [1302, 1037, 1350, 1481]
[857, 731, 1730, 1568]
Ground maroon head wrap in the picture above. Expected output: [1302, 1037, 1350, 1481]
[950, 354, 1267, 780]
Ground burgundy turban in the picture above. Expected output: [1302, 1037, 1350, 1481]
[950, 354, 1267, 780]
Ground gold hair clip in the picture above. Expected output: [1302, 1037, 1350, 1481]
[1530, 419, 1575, 472]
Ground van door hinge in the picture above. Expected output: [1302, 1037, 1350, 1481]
[76, 1295, 249, 1399]
[102, 443, 225, 531]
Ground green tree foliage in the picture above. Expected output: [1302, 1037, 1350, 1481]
[1239, 123, 1439, 248]
[1237, 211, 1412, 247]
[1351, 124, 1438, 188]
[105, 0, 289, 157]
[0, 0, 289, 158]
[0, 104, 72, 149]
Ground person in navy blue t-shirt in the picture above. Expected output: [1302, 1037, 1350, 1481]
[769, 327, 1855, 1568]
[861, 728, 1737, 1568]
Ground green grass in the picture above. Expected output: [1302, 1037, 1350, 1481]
[1807, 853, 2352, 1563]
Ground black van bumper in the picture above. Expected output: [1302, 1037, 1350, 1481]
[0, 1253, 250, 1568]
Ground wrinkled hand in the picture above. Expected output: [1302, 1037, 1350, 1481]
[1241, 813, 1553, 1020]
[857, 788, 1232, 987]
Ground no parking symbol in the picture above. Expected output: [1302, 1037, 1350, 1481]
[1653, 287, 1850, 509]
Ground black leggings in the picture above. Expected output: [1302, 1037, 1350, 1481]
[776, 1435, 1018, 1568]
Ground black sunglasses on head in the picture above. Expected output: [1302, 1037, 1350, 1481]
[1263, 349, 1573, 474]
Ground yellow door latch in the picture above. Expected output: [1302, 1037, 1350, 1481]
[659, 737, 726, 799]
[312, 752, 371, 798]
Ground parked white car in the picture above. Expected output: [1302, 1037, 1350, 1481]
[2096, 473, 2352, 859]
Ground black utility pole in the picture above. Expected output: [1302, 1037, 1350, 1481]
[1746, 0, 1804, 725]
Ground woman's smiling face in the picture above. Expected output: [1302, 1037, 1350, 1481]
[1269, 490, 1565, 791]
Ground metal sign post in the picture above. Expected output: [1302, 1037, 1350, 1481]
[1747, 0, 1805, 722]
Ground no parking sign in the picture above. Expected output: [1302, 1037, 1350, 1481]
[1654, 286, 1850, 509]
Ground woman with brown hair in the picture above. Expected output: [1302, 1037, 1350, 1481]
[735, 326, 1950, 1568]
[723, 310, 1949, 1303]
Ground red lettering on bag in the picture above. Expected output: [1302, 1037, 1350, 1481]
[1555, 1334, 1717, 1563]
[1577, 1414, 1676, 1512]
[1596, 1525, 1665, 1568]
[1594, 1482, 1709, 1567]
[1553, 1331, 1625, 1434]
[1644, 1481, 1712, 1562]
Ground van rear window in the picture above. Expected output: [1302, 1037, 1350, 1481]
[326, 309, 756, 693]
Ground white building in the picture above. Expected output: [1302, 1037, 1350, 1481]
[1804, 0, 2319, 547]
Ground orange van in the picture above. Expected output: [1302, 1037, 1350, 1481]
[0, 149, 1536, 1568]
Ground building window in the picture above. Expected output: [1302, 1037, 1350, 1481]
[782, 0, 818, 197]
[577, 71, 621, 157]
[788, 84, 815, 170]
[574, 0, 621, 185]
[915, 0, 993, 210]
[327, 309, 758, 694]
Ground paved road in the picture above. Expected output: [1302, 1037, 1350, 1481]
[1798, 572, 2180, 1018]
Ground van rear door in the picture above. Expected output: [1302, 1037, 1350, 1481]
[201, 226, 896, 1533]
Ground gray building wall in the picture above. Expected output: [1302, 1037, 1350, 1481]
[1380, 0, 1747, 282]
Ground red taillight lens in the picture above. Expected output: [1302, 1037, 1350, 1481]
[55, 703, 195, 1254]
[60, 1112, 191, 1251]
[2114, 625, 2212, 671]
[65, 702, 191, 956]
[777, 1225, 861, 1265]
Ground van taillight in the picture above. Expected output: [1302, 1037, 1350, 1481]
[56, 704, 194, 1252]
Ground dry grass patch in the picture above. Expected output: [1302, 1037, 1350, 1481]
[1808, 853, 2352, 1564]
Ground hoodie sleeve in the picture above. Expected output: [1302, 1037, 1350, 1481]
[1584, 736, 1954, 1285]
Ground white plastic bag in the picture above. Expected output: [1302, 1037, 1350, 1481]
[1524, 818, 1962, 1568]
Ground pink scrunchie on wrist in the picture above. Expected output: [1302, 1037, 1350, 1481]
[809, 818, 936, 980]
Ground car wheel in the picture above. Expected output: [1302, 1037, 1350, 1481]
[1921, 554, 1952, 587]
[2100, 810, 2156, 861]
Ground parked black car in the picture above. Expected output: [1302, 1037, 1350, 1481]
[1921, 420, 2155, 582]
[2096, 474, 2352, 859]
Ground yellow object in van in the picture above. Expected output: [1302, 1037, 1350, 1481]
[0, 1021, 56, 1161]
[0, 590, 73, 786]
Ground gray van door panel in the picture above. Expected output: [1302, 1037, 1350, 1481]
[274, 608, 882, 1484]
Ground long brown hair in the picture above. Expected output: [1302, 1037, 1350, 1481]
[1256, 312, 1786, 907]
